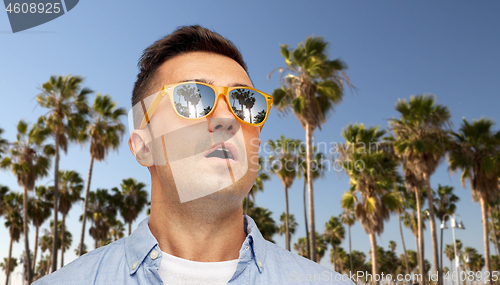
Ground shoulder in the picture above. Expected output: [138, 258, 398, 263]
[262, 241, 355, 284]
[33, 239, 126, 285]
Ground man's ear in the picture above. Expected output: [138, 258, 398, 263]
[129, 130, 154, 167]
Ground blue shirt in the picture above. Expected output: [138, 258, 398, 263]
[33, 216, 354, 284]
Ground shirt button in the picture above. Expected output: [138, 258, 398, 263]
[257, 260, 263, 268]
[150, 250, 159, 260]
[132, 261, 138, 270]
[245, 246, 249, 251]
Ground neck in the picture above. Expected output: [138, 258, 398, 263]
[148, 168, 247, 262]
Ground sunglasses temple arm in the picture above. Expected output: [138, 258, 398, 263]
[139, 89, 167, 129]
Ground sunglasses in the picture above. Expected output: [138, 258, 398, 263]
[139, 81, 273, 129]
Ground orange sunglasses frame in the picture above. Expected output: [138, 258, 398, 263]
[139, 81, 273, 130]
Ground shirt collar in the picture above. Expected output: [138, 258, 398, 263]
[243, 215, 268, 273]
[124, 215, 268, 275]
[125, 216, 158, 275]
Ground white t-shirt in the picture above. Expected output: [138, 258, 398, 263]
[158, 251, 239, 285]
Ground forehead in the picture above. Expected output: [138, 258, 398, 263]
[155, 51, 252, 88]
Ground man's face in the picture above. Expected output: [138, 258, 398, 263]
[131, 52, 260, 205]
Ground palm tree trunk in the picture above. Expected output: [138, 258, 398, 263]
[424, 175, 439, 284]
[303, 178, 310, 259]
[415, 234, 420, 272]
[23, 186, 32, 283]
[51, 135, 60, 273]
[32, 226, 39, 273]
[369, 232, 379, 285]
[490, 205, 499, 257]
[60, 213, 66, 268]
[129, 222, 132, 236]
[399, 214, 409, 274]
[5, 236, 13, 285]
[349, 225, 353, 274]
[479, 196, 491, 284]
[305, 123, 316, 262]
[284, 186, 290, 251]
[79, 155, 94, 256]
[415, 187, 425, 284]
[332, 244, 337, 271]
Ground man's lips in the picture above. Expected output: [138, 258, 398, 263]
[204, 142, 239, 161]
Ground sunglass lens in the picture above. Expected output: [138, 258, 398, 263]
[173, 84, 216, 118]
[228, 89, 268, 124]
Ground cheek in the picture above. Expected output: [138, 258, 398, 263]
[243, 126, 260, 172]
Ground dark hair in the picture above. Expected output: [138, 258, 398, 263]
[131, 25, 248, 108]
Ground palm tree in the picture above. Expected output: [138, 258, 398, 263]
[396, 185, 411, 275]
[0, 257, 18, 277]
[188, 89, 201, 118]
[270, 36, 352, 261]
[246, 199, 277, 242]
[85, 188, 117, 248]
[406, 249, 419, 273]
[34, 254, 50, 279]
[490, 255, 500, 275]
[243, 95, 256, 123]
[54, 170, 83, 267]
[297, 144, 327, 259]
[0, 185, 9, 214]
[245, 156, 270, 215]
[293, 232, 327, 262]
[2, 191, 22, 285]
[324, 216, 345, 271]
[0, 127, 7, 158]
[108, 220, 125, 241]
[176, 85, 200, 118]
[50, 220, 72, 265]
[389, 94, 452, 282]
[463, 246, 485, 274]
[448, 118, 500, 279]
[39, 221, 72, 270]
[444, 240, 463, 273]
[78, 93, 125, 256]
[278, 213, 298, 246]
[294, 237, 309, 257]
[74, 244, 88, 256]
[340, 209, 355, 274]
[402, 188, 429, 275]
[389, 241, 397, 252]
[339, 124, 402, 285]
[39, 229, 52, 264]
[330, 246, 348, 274]
[433, 184, 459, 283]
[314, 232, 328, 262]
[233, 89, 251, 120]
[28, 186, 52, 273]
[36, 75, 91, 271]
[489, 197, 500, 257]
[267, 136, 300, 251]
[113, 178, 148, 235]
[0, 120, 52, 283]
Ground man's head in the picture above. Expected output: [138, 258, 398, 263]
[131, 25, 248, 109]
[128, 26, 264, 210]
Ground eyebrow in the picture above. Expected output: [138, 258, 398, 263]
[179, 78, 252, 88]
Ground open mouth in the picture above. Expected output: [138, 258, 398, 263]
[204, 143, 237, 161]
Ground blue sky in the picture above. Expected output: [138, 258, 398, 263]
[1, 0, 500, 283]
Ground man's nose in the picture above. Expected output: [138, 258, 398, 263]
[207, 95, 239, 135]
